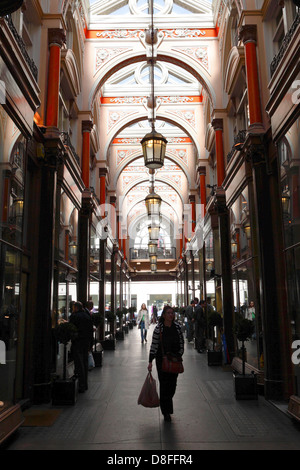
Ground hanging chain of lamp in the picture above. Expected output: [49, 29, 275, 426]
[141, 0, 167, 170]
[142, 1, 167, 274]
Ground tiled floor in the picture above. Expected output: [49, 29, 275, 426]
[4, 324, 300, 451]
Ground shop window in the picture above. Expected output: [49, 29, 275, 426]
[0, 245, 21, 405]
[1, 138, 25, 248]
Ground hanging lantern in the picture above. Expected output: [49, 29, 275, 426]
[231, 240, 238, 255]
[150, 263, 157, 272]
[148, 224, 160, 240]
[0, 1, 23, 16]
[149, 254, 157, 265]
[148, 240, 157, 255]
[243, 222, 251, 240]
[281, 190, 290, 214]
[141, 129, 167, 169]
[69, 241, 78, 256]
[145, 187, 162, 216]
[13, 197, 24, 218]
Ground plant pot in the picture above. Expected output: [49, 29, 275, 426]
[123, 325, 129, 334]
[207, 350, 223, 366]
[52, 377, 78, 405]
[233, 372, 258, 400]
[128, 322, 133, 330]
[116, 328, 124, 340]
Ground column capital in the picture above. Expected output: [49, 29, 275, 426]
[197, 166, 206, 175]
[48, 28, 66, 47]
[82, 120, 94, 133]
[211, 118, 223, 132]
[238, 25, 257, 45]
[99, 167, 108, 177]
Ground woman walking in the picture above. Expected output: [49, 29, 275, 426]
[148, 305, 184, 422]
[137, 303, 150, 343]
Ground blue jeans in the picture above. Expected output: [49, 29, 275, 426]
[140, 321, 147, 342]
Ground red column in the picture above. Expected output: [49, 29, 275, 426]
[239, 25, 263, 126]
[212, 119, 225, 187]
[189, 195, 196, 233]
[198, 166, 207, 216]
[81, 120, 93, 188]
[46, 29, 66, 127]
[99, 168, 108, 216]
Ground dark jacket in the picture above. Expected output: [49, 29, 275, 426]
[69, 309, 93, 347]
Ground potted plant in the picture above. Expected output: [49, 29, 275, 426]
[122, 307, 129, 333]
[116, 308, 125, 340]
[91, 313, 104, 367]
[207, 311, 223, 366]
[101, 311, 116, 350]
[52, 321, 79, 405]
[233, 315, 257, 399]
[128, 305, 137, 325]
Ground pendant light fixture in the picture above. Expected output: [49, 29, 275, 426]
[141, 0, 167, 169]
[148, 240, 158, 255]
[145, 170, 161, 217]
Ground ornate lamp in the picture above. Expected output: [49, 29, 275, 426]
[69, 240, 78, 256]
[148, 224, 160, 240]
[150, 262, 157, 273]
[141, 0, 167, 169]
[145, 185, 162, 217]
[148, 240, 157, 255]
[149, 254, 157, 265]
[281, 190, 290, 214]
[243, 222, 251, 240]
[141, 129, 167, 170]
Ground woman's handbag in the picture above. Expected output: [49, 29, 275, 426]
[160, 327, 184, 374]
[162, 353, 184, 374]
[138, 372, 160, 408]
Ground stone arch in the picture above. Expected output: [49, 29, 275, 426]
[121, 175, 185, 206]
[113, 150, 192, 188]
[105, 112, 200, 164]
[88, 49, 217, 112]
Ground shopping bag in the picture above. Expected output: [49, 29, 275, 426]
[88, 351, 95, 370]
[137, 372, 160, 408]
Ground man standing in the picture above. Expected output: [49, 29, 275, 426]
[185, 300, 195, 343]
[194, 300, 206, 353]
[69, 301, 93, 392]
